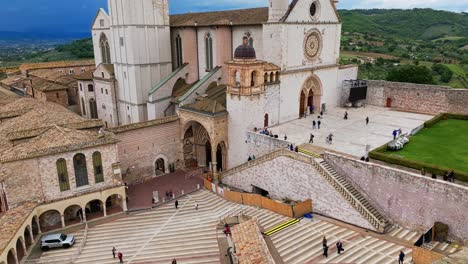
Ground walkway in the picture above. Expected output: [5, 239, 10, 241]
[270, 106, 433, 157]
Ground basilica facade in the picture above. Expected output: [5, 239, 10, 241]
[79, 0, 357, 168]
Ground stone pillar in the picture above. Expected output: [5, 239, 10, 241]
[60, 215, 66, 228]
[21, 239, 27, 255]
[36, 218, 42, 234]
[82, 209, 87, 222]
[196, 144, 207, 167]
[13, 250, 19, 264]
[28, 226, 34, 243]
[122, 196, 128, 212]
[103, 203, 107, 217]
[211, 146, 219, 182]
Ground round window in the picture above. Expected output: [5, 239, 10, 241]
[310, 2, 317, 17]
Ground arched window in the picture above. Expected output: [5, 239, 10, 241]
[88, 84, 94, 92]
[99, 34, 111, 64]
[205, 33, 213, 71]
[89, 99, 98, 119]
[81, 97, 86, 115]
[56, 159, 70, 191]
[249, 37, 254, 48]
[235, 71, 241, 87]
[73, 154, 89, 187]
[251, 71, 257, 87]
[264, 73, 269, 83]
[264, 113, 269, 127]
[175, 34, 183, 68]
[92, 152, 104, 183]
[79, 83, 83, 91]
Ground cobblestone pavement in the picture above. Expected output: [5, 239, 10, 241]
[270, 106, 433, 157]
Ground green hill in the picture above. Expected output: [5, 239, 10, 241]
[339, 9, 468, 40]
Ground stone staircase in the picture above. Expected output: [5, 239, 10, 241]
[222, 149, 391, 233]
[387, 225, 421, 244]
[314, 159, 391, 233]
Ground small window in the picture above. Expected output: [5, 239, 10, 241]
[99, 19, 104, 27]
[101, 72, 105, 78]
[93, 152, 104, 183]
[124, 71, 127, 79]
[105, 121, 108, 128]
[80, 68, 86, 73]
[105, 89, 108, 95]
[88, 84, 94, 92]
[56, 93, 59, 99]
[69, 69, 75, 74]
[102, 104, 106, 109]
[310, 2, 317, 17]
[120, 37, 124, 46]
[56, 158, 70, 191]
[79, 84, 83, 91]
[101, 88, 104, 94]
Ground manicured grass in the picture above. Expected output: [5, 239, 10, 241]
[385, 119, 468, 173]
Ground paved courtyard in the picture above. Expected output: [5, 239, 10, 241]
[270, 106, 434, 157]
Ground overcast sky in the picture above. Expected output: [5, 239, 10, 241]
[0, 0, 466, 34]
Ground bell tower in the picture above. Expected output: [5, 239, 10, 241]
[268, 0, 289, 22]
[108, 0, 172, 124]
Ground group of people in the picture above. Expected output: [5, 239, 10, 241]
[421, 168, 456, 182]
[392, 128, 403, 140]
[287, 144, 299, 152]
[112, 247, 124, 263]
[322, 236, 344, 258]
[247, 155, 257, 161]
[259, 127, 272, 136]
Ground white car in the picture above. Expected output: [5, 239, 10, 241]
[40, 233, 75, 251]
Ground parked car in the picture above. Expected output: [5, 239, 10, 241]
[41, 233, 75, 251]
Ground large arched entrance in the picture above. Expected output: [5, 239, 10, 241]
[299, 75, 323, 117]
[183, 121, 212, 168]
[63, 205, 83, 226]
[39, 210, 62, 232]
[106, 194, 125, 215]
[85, 199, 104, 221]
[155, 158, 165, 175]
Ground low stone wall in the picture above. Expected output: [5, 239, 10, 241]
[324, 152, 468, 243]
[365, 80, 468, 115]
[232, 219, 275, 264]
[412, 247, 444, 264]
[246, 131, 291, 159]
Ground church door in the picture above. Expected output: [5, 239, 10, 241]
[299, 91, 306, 117]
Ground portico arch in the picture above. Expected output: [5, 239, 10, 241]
[15, 237, 25, 263]
[183, 121, 212, 168]
[23, 226, 33, 249]
[63, 204, 83, 226]
[39, 210, 62, 232]
[299, 74, 323, 117]
[7, 248, 16, 264]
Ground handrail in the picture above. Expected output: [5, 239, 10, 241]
[71, 222, 88, 263]
[314, 161, 385, 231]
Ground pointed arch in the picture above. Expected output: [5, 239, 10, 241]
[175, 34, 183, 68]
[89, 98, 98, 119]
[299, 74, 323, 116]
[99, 33, 111, 64]
[205, 33, 213, 71]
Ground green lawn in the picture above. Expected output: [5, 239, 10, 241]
[386, 119, 468, 173]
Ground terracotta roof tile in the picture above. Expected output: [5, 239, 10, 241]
[75, 70, 94, 80]
[31, 78, 69, 92]
[108, 116, 179, 133]
[170, 7, 268, 27]
[0, 202, 37, 254]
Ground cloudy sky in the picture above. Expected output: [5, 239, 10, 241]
[0, 0, 466, 34]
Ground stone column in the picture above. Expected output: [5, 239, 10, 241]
[82, 208, 87, 222]
[196, 144, 207, 167]
[211, 146, 218, 182]
[103, 203, 107, 217]
[122, 196, 128, 212]
[13, 250, 19, 264]
[36, 217, 42, 234]
[21, 239, 27, 255]
[60, 215, 66, 228]
[28, 226, 34, 243]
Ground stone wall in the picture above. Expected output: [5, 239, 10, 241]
[222, 155, 376, 231]
[112, 118, 183, 183]
[366, 80, 468, 115]
[324, 152, 468, 243]
[246, 131, 291, 160]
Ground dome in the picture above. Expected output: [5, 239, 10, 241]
[234, 44, 256, 60]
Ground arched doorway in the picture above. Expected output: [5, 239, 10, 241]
[63, 205, 83, 226]
[89, 99, 98, 119]
[85, 199, 104, 221]
[299, 90, 306, 117]
[300, 75, 323, 117]
[39, 210, 62, 232]
[264, 113, 269, 127]
[155, 158, 165, 175]
[16, 238, 25, 263]
[7, 249, 16, 264]
[31, 216, 39, 237]
[106, 194, 124, 215]
[216, 142, 227, 172]
[24, 227, 33, 250]
[183, 121, 211, 168]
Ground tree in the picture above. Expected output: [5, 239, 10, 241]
[386, 65, 434, 84]
[432, 64, 453, 83]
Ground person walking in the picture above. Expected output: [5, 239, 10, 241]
[366, 116, 369, 125]
[172, 259, 177, 264]
[323, 244, 329, 258]
[399, 250, 405, 264]
[312, 120, 316, 129]
[322, 236, 327, 247]
[175, 200, 179, 209]
[118, 251, 123, 263]
[336, 241, 344, 254]
[392, 129, 397, 140]
[317, 120, 321, 129]
[284, 135, 288, 140]
[112, 247, 116, 258]
[344, 111, 348, 120]
[309, 133, 314, 143]
[195, 201, 199, 210]
[320, 110, 323, 117]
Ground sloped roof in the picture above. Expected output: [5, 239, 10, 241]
[75, 70, 94, 80]
[0, 87, 19, 106]
[0, 202, 37, 254]
[31, 78, 69, 92]
[0, 126, 116, 162]
[0, 76, 27, 87]
[182, 84, 227, 114]
[170, 7, 269, 27]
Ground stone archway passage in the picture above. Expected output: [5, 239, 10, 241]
[155, 158, 165, 175]
[39, 210, 62, 232]
[300, 75, 323, 117]
[183, 121, 212, 168]
[64, 205, 83, 226]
